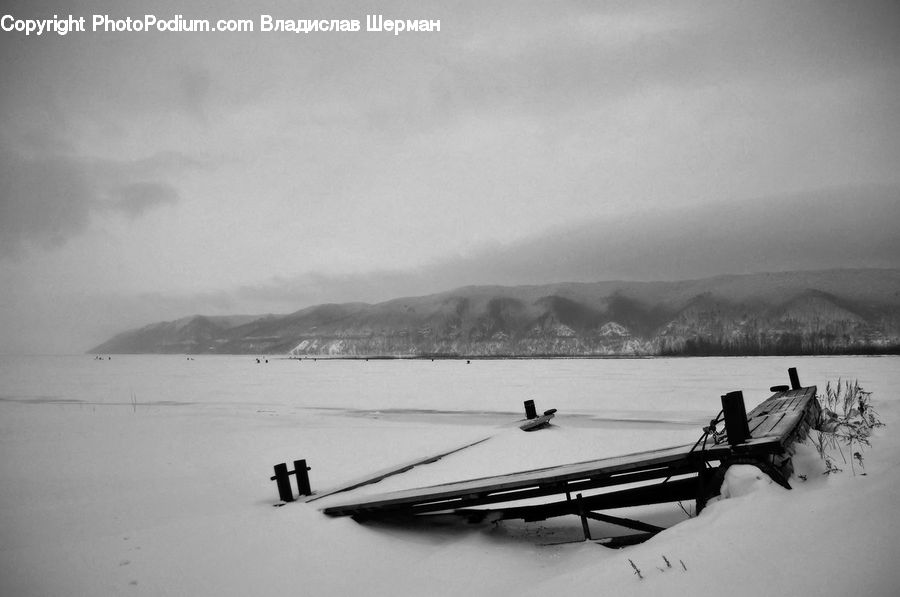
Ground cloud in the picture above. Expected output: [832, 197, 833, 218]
[103, 182, 180, 218]
[435, 1, 900, 134]
[225, 184, 900, 312]
[425, 184, 900, 286]
[0, 148, 94, 257]
[0, 145, 196, 258]
[179, 66, 212, 124]
[234, 270, 435, 311]
[0, 64, 208, 264]
[0, 283, 241, 354]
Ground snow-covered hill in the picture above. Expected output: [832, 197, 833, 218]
[89, 269, 900, 356]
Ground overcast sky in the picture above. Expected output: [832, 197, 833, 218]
[1, 0, 899, 353]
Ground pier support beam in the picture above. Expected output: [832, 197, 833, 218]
[576, 493, 591, 541]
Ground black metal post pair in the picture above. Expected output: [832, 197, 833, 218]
[271, 459, 312, 502]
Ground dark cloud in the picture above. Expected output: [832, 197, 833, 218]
[0, 13, 206, 259]
[104, 182, 179, 218]
[230, 185, 900, 310]
[0, 148, 93, 257]
[0, 144, 194, 258]
[418, 185, 900, 287]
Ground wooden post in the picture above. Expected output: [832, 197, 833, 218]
[788, 367, 801, 390]
[524, 400, 537, 420]
[272, 463, 294, 502]
[294, 459, 312, 496]
[576, 493, 592, 540]
[721, 391, 751, 446]
[695, 467, 721, 513]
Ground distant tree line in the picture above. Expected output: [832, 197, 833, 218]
[659, 335, 900, 356]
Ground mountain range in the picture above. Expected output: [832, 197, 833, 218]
[89, 269, 900, 357]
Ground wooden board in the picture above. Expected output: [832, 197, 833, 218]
[323, 441, 732, 516]
[745, 386, 817, 447]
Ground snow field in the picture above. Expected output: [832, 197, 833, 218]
[1, 355, 898, 596]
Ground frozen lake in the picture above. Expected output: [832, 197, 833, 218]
[2, 354, 898, 488]
[4, 353, 897, 414]
[1, 355, 898, 596]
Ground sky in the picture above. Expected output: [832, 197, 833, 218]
[1, 0, 899, 353]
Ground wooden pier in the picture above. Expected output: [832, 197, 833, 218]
[321, 368, 821, 537]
